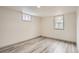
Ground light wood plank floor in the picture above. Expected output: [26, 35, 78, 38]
[0, 37, 78, 53]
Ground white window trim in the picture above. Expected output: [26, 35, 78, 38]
[22, 13, 32, 22]
[54, 15, 64, 30]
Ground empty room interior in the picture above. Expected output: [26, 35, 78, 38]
[0, 6, 79, 53]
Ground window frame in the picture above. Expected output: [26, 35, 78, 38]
[54, 15, 64, 30]
[22, 13, 32, 22]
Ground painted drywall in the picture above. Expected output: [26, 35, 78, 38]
[40, 12, 76, 42]
[0, 7, 40, 48]
[77, 7, 79, 51]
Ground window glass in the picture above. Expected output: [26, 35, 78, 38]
[22, 13, 31, 21]
[54, 15, 64, 30]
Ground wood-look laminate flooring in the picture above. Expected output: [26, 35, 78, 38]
[0, 37, 78, 53]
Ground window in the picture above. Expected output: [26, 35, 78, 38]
[22, 13, 32, 21]
[54, 15, 64, 30]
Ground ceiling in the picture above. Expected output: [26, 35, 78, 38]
[6, 6, 77, 17]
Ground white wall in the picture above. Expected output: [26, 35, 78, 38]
[77, 7, 79, 51]
[0, 7, 40, 48]
[41, 12, 76, 42]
